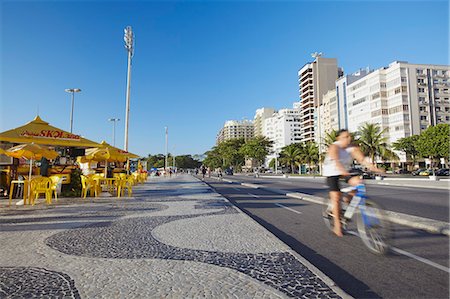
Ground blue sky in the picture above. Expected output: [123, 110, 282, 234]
[1, 0, 448, 157]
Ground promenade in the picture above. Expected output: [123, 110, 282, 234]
[0, 174, 347, 298]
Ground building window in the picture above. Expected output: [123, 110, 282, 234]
[418, 88, 425, 93]
[420, 115, 427, 121]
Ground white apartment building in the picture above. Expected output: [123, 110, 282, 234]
[346, 61, 450, 161]
[335, 68, 372, 129]
[263, 102, 302, 165]
[254, 107, 276, 137]
[317, 89, 338, 151]
[298, 55, 342, 142]
[216, 120, 254, 144]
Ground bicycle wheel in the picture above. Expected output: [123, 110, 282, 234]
[356, 200, 391, 255]
[322, 198, 347, 233]
[322, 198, 334, 232]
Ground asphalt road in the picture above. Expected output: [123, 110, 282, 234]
[226, 174, 450, 223]
[202, 176, 449, 299]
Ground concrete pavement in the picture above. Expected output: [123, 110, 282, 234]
[0, 175, 348, 298]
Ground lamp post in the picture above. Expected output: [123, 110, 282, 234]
[65, 88, 81, 133]
[165, 127, 168, 173]
[108, 118, 120, 146]
[123, 26, 134, 152]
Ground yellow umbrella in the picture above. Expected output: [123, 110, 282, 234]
[4, 143, 59, 200]
[0, 115, 101, 147]
[80, 141, 139, 176]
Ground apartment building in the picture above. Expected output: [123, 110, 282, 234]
[298, 54, 342, 143]
[317, 89, 338, 151]
[216, 120, 254, 144]
[346, 61, 450, 161]
[254, 107, 276, 137]
[263, 102, 302, 165]
[335, 68, 372, 129]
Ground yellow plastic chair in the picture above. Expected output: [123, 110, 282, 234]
[49, 176, 64, 201]
[81, 175, 98, 198]
[117, 176, 133, 198]
[31, 177, 52, 205]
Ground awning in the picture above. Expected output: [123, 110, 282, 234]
[0, 116, 101, 147]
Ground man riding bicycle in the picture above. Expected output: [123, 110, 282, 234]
[323, 129, 384, 237]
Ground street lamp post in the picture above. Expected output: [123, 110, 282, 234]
[123, 26, 134, 152]
[65, 88, 81, 133]
[165, 127, 168, 173]
[108, 118, 120, 146]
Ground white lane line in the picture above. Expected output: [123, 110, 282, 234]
[345, 231, 450, 273]
[391, 247, 450, 273]
[247, 193, 260, 198]
[274, 203, 302, 214]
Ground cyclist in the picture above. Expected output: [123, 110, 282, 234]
[323, 129, 384, 237]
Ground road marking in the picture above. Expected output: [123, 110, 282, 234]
[345, 231, 450, 273]
[391, 247, 450, 273]
[247, 193, 259, 198]
[274, 203, 302, 214]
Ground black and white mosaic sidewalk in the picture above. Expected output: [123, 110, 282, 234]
[0, 175, 346, 298]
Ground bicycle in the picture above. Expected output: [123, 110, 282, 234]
[322, 183, 391, 255]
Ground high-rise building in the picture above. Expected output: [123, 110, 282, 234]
[335, 68, 372, 130]
[298, 54, 341, 143]
[216, 120, 254, 144]
[262, 102, 302, 165]
[346, 61, 450, 161]
[317, 89, 338, 151]
[254, 107, 276, 137]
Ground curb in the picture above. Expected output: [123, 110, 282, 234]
[194, 175, 352, 299]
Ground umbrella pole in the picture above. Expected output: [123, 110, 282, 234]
[27, 158, 32, 203]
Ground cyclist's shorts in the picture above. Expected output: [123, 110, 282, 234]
[326, 175, 358, 192]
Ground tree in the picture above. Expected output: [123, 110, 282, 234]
[302, 141, 319, 173]
[239, 136, 273, 166]
[280, 144, 303, 173]
[175, 155, 202, 169]
[357, 123, 398, 164]
[416, 124, 450, 171]
[216, 138, 246, 169]
[203, 147, 223, 169]
[392, 135, 420, 166]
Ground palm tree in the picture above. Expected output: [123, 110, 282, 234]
[280, 144, 303, 174]
[357, 123, 398, 165]
[302, 141, 319, 173]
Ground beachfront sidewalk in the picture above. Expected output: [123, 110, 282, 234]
[0, 174, 346, 298]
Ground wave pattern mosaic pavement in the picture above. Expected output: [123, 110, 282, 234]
[46, 202, 340, 298]
[0, 267, 80, 298]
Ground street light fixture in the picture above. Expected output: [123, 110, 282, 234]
[108, 118, 120, 146]
[123, 26, 134, 152]
[65, 88, 81, 133]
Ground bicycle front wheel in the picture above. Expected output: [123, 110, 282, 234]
[356, 200, 391, 255]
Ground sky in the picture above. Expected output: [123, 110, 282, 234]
[1, 0, 448, 157]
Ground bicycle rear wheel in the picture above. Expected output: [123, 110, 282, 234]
[356, 200, 391, 255]
[322, 198, 347, 233]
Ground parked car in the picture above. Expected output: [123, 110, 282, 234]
[395, 169, 411, 174]
[419, 169, 435, 176]
[224, 168, 233, 175]
[349, 168, 376, 179]
[435, 168, 449, 176]
[411, 168, 426, 176]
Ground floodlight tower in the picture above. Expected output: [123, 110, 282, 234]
[65, 88, 81, 133]
[123, 26, 134, 152]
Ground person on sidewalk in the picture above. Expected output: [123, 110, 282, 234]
[201, 165, 207, 180]
[323, 129, 384, 237]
